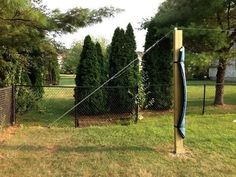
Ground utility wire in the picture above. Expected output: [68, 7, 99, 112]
[179, 27, 233, 32]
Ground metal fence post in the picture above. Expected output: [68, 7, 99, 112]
[74, 87, 79, 128]
[11, 85, 16, 125]
[134, 85, 139, 124]
[202, 83, 206, 115]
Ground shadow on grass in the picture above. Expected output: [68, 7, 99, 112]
[1, 145, 155, 153]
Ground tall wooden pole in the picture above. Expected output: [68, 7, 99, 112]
[173, 27, 185, 154]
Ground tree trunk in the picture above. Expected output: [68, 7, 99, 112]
[214, 58, 226, 105]
[47, 69, 53, 85]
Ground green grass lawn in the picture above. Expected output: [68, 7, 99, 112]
[0, 114, 235, 176]
[1, 75, 236, 176]
[59, 74, 75, 86]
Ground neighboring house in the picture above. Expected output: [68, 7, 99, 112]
[209, 60, 236, 81]
[57, 54, 65, 69]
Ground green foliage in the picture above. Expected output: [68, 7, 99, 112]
[75, 36, 105, 115]
[149, 0, 236, 105]
[108, 25, 138, 113]
[0, 0, 121, 113]
[142, 21, 173, 110]
[151, 0, 236, 67]
[185, 52, 214, 80]
[96, 42, 108, 84]
[124, 23, 139, 88]
[62, 38, 109, 74]
[62, 42, 83, 74]
[16, 87, 38, 114]
[50, 7, 123, 33]
[96, 42, 108, 111]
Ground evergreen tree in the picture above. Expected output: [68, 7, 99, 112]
[142, 21, 172, 110]
[124, 23, 139, 89]
[96, 42, 108, 84]
[75, 35, 105, 115]
[96, 42, 108, 112]
[109, 28, 126, 86]
[108, 27, 135, 113]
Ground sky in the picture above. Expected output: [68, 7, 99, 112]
[42, 0, 164, 51]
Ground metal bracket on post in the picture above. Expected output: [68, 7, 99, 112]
[173, 27, 185, 154]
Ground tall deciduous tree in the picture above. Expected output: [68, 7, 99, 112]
[149, 0, 236, 105]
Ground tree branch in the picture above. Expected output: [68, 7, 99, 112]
[0, 16, 32, 22]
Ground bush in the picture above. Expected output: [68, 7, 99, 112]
[16, 87, 38, 114]
[185, 52, 213, 80]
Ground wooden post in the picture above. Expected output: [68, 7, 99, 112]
[173, 28, 185, 154]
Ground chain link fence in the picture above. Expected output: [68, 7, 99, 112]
[15, 85, 138, 127]
[15, 85, 75, 127]
[0, 86, 15, 128]
[14, 82, 236, 128]
[188, 82, 236, 115]
[75, 86, 138, 127]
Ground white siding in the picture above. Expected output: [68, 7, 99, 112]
[209, 60, 236, 81]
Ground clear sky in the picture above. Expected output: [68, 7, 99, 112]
[42, 0, 164, 51]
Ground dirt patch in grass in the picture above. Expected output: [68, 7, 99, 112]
[46, 145, 59, 153]
[78, 111, 173, 127]
[221, 104, 236, 110]
[155, 144, 195, 160]
[142, 110, 173, 117]
[0, 125, 20, 144]
[78, 113, 132, 127]
[79, 117, 118, 127]
[212, 104, 236, 110]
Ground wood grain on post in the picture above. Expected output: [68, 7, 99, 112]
[173, 28, 185, 154]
